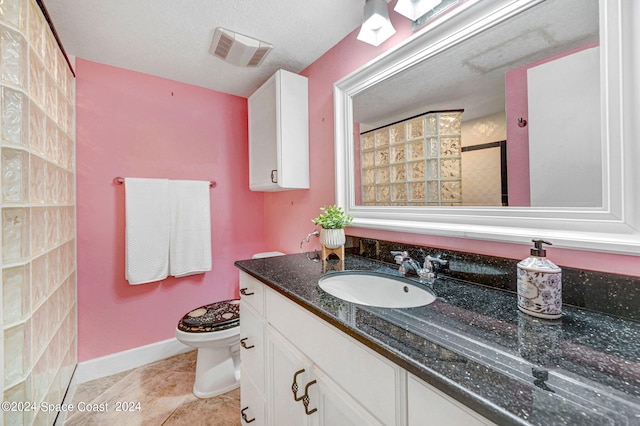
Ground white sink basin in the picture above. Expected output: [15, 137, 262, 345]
[318, 271, 436, 308]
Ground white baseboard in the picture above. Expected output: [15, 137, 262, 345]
[73, 337, 192, 384]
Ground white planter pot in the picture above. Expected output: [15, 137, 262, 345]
[320, 228, 345, 249]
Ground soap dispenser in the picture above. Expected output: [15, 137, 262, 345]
[517, 239, 562, 319]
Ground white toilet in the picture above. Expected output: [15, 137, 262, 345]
[175, 251, 284, 398]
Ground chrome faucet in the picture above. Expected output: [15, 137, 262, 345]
[300, 230, 320, 251]
[391, 250, 450, 279]
[391, 251, 434, 279]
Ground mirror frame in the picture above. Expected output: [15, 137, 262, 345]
[334, 0, 640, 255]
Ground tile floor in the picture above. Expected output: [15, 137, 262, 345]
[60, 350, 241, 425]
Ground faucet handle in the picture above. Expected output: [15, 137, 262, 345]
[422, 257, 433, 270]
[391, 251, 409, 264]
[416, 268, 435, 280]
[426, 255, 448, 265]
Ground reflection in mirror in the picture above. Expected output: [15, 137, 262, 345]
[357, 110, 465, 206]
[353, 0, 599, 207]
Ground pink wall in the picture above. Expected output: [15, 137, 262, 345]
[75, 59, 266, 361]
[505, 66, 531, 206]
[263, 3, 640, 277]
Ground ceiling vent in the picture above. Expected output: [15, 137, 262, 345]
[209, 28, 273, 67]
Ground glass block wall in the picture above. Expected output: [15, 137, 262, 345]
[360, 111, 462, 206]
[1, 1, 76, 425]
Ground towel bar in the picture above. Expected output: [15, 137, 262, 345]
[113, 176, 216, 188]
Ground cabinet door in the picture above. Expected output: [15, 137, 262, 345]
[267, 327, 316, 426]
[248, 75, 278, 191]
[240, 375, 265, 426]
[277, 70, 309, 189]
[408, 374, 495, 425]
[248, 69, 309, 192]
[312, 367, 385, 426]
[240, 301, 265, 394]
[265, 312, 385, 426]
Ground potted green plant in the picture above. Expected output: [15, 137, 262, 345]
[312, 205, 353, 249]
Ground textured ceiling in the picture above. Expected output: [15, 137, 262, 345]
[43, 0, 364, 97]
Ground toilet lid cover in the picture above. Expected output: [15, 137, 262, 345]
[177, 299, 240, 333]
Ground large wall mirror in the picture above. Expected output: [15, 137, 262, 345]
[334, 0, 639, 254]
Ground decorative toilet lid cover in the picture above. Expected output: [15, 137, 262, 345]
[177, 299, 240, 333]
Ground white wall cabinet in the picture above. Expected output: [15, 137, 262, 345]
[248, 69, 309, 191]
[238, 271, 496, 425]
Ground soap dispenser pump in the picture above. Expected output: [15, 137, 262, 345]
[517, 239, 562, 319]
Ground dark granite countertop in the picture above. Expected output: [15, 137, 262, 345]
[234, 253, 640, 426]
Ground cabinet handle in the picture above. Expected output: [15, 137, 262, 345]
[241, 406, 256, 423]
[270, 169, 278, 183]
[302, 380, 318, 415]
[291, 369, 306, 401]
[240, 288, 255, 296]
[240, 337, 255, 349]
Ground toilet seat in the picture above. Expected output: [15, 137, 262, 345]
[177, 299, 240, 333]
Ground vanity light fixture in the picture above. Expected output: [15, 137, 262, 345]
[209, 27, 273, 67]
[357, 0, 396, 47]
[394, 0, 443, 21]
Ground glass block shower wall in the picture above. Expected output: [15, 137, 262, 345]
[360, 111, 463, 206]
[1, 1, 76, 425]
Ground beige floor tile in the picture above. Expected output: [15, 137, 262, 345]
[69, 369, 133, 407]
[163, 388, 241, 426]
[64, 351, 240, 425]
[146, 350, 197, 374]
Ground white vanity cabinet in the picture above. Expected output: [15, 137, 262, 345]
[267, 325, 386, 426]
[239, 272, 389, 425]
[248, 69, 309, 191]
[239, 271, 495, 425]
[265, 284, 398, 425]
[407, 374, 495, 426]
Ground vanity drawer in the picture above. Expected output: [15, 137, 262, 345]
[265, 287, 401, 426]
[239, 272, 266, 315]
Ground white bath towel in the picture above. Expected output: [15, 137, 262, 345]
[125, 178, 170, 284]
[169, 180, 212, 277]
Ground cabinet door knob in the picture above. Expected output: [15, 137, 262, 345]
[291, 369, 306, 401]
[241, 406, 256, 423]
[240, 288, 255, 296]
[270, 169, 278, 183]
[240, 337, 255, 350]
[302, 380, 318, 415]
